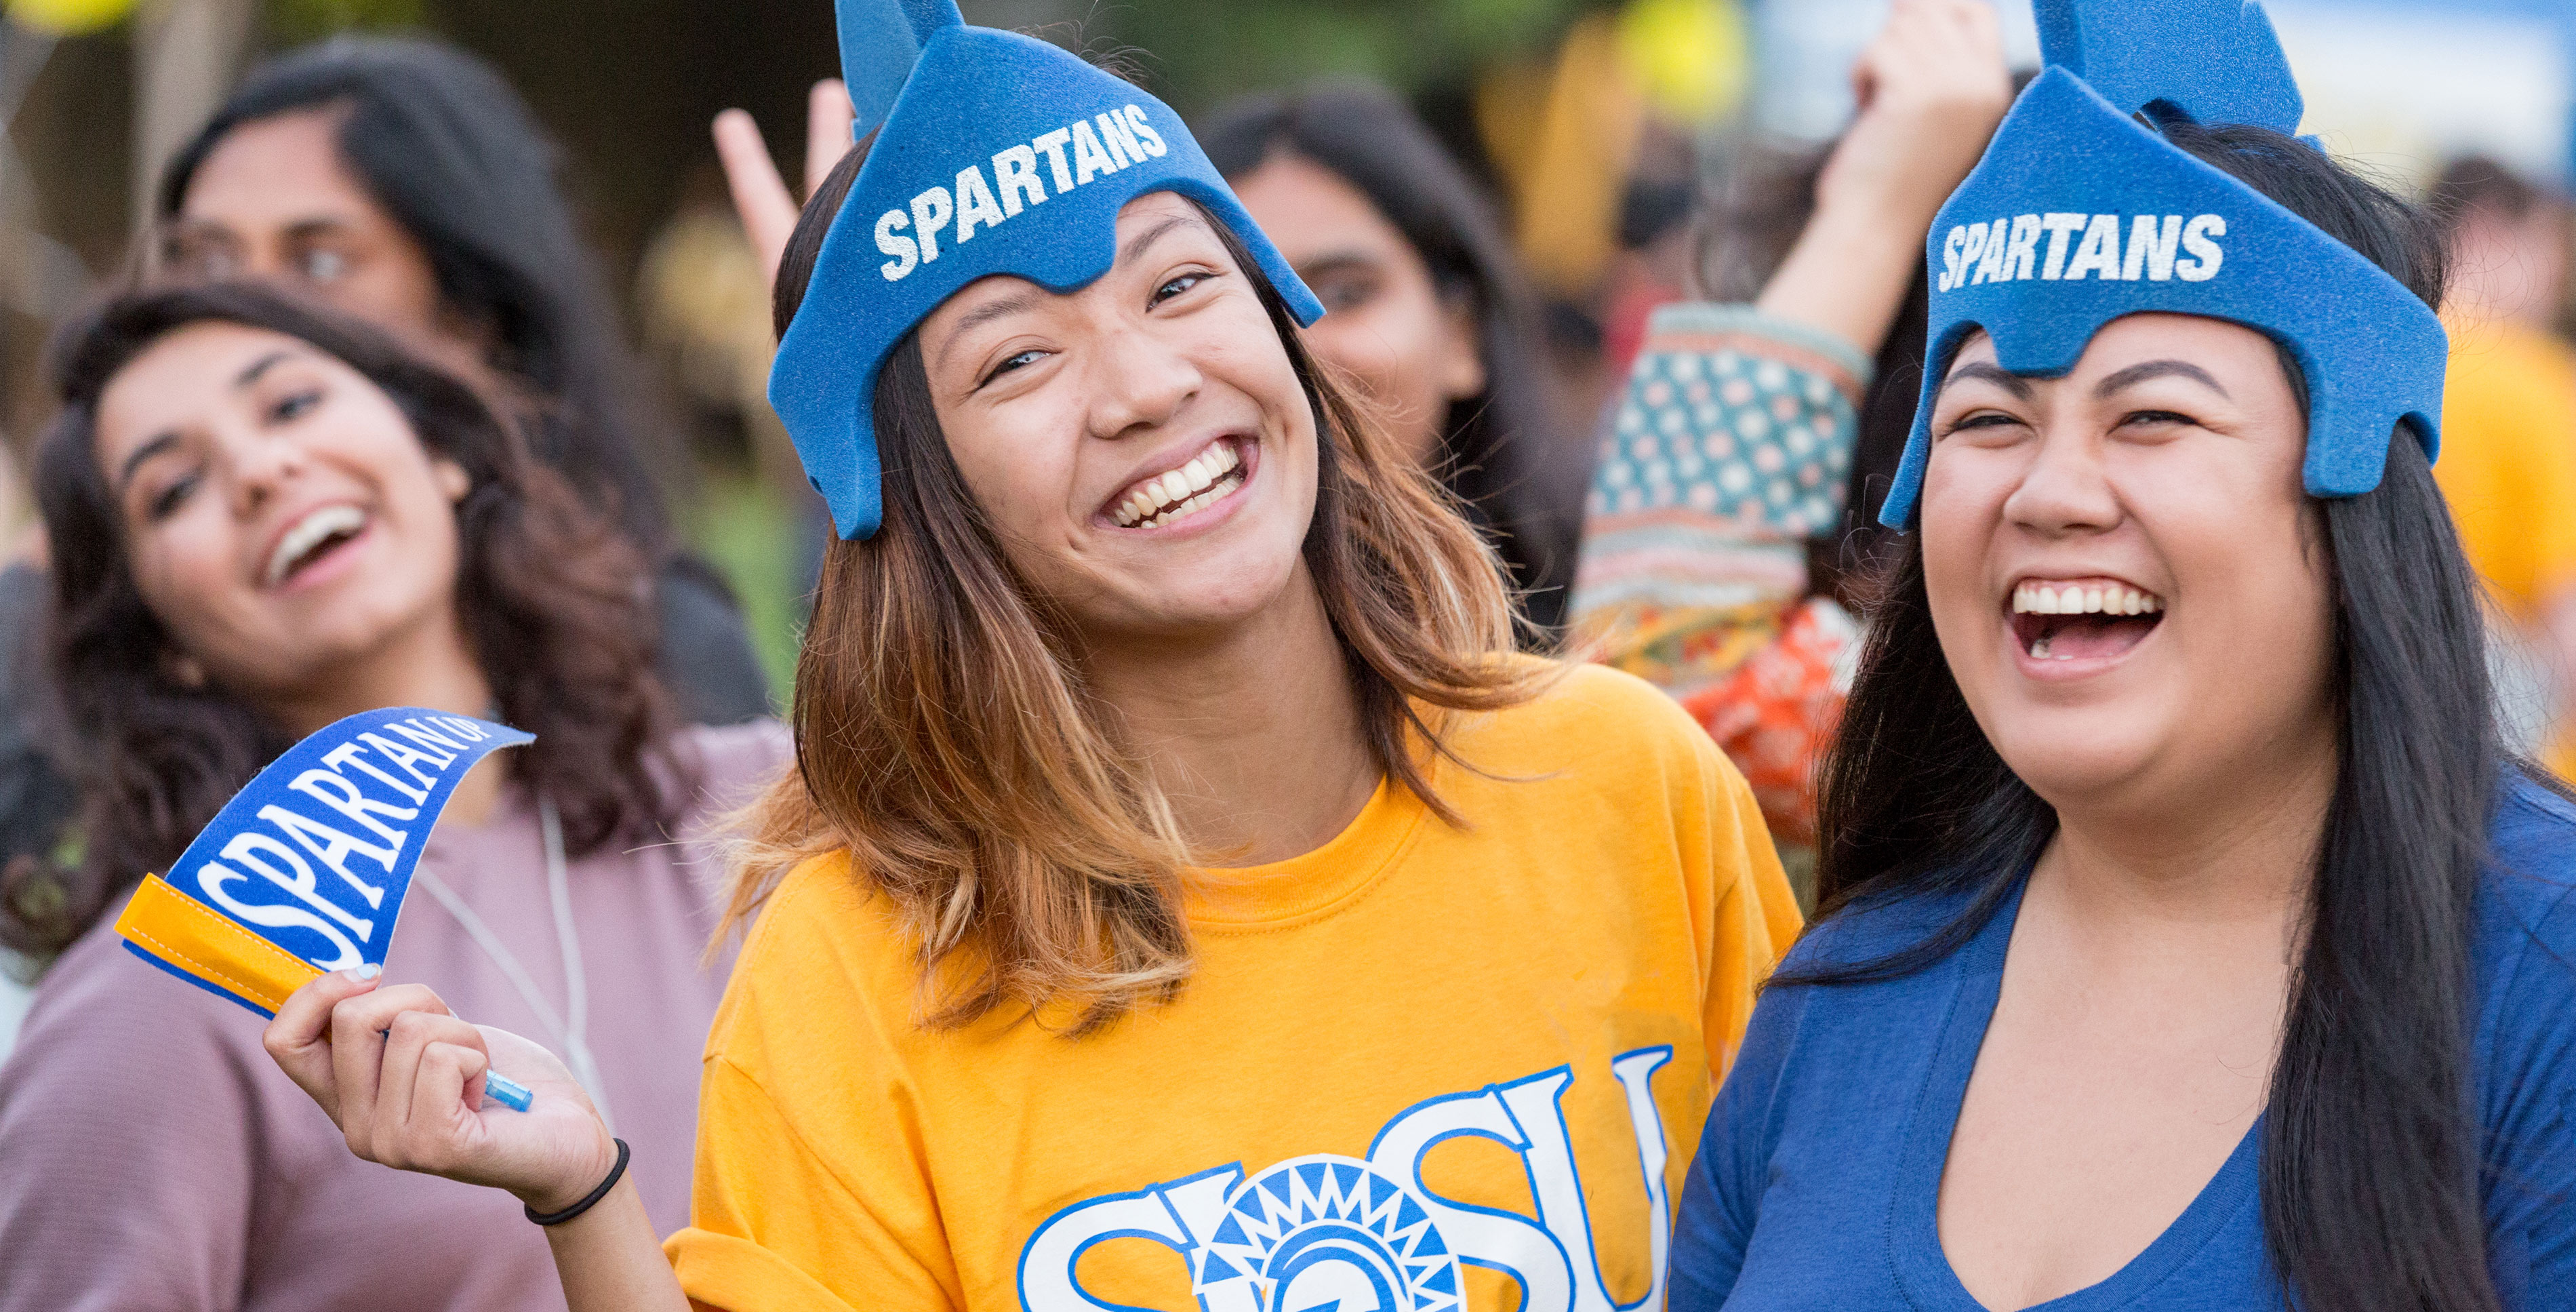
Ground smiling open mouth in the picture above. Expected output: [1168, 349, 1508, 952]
[2011, 580, 2164, 662]
[1108, 438, 1247, 530]
[265, 504, 369, 587]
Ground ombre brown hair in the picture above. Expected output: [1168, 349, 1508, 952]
[723, 144, 1550, 1032]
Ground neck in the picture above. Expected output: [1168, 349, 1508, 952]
[255, 604, 505, 822]
[1081, 565, 1376, 867]
[2034, 732, 2337, 960]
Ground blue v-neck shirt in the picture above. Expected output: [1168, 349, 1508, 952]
[1672, 778, 2576, 1311]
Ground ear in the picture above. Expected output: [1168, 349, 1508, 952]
[1435, 298, 1487, 403]
[432, 457, 472, 504]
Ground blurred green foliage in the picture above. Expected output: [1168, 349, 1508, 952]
[1092, 0, 1607, 112]
[265, 0, 428, 45]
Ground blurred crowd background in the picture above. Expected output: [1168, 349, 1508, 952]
[0, 0, 2569, 1052]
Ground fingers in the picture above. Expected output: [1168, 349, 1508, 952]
[263, 968, 380, 1117]
[326, 983, 453, 1161]
[715, 108, 798, 298]
[805, 78, 854, 199]
[374, 1011, 490, 1168]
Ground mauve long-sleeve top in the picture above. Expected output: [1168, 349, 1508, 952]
[0, 719, 789, 1311]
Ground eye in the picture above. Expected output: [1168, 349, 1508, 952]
[2117, 408, 2195, 430]
[298, 248, 350, 284]
[1311, 271, 1378, 313]
[981, 349, 1047, 386]
[268, 389, 323, 424]
[148, 472, 200, 521]
[1939, 409, 2024, 438]
[1152, 270, 1215, 306]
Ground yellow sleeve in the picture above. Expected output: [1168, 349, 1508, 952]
[664, 1056, 959, 1311]
[1665, 691, 1805, 1080]
[2438, 331, 2576, 615]
[662, 865, 964, 1311]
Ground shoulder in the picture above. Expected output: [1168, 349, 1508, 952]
[1775, 879, 1992, 981]
[706, 850, 915, 1065]
[1457, 660, 1717, 770]
[1, 916, 272, 1134]
[656, 719, 794, 826]
[2481, 777, 2576, 984]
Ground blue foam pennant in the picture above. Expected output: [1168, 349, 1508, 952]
[1878, 0, 2446, 528]
[771, 0, 1323, 540]
[118, 708, 530, 1016]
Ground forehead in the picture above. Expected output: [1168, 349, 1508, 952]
[180, 109, 376, 227]
[98, 321, 320, 443]
[1231, 153, 1402, 256]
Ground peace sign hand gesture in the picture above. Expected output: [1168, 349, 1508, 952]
[713, 79, 859, 301]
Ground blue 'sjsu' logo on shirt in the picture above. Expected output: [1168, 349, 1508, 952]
[1019, 1047, 1680, 1312]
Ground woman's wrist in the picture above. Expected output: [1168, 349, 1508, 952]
[1755, 203, 1927, 355]
[519, 1124, 626, 1216]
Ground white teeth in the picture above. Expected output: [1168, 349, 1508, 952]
[2031, 633, 2052, 659]
[1112, 443, 1249, 529]
[2010, 582, 2165, 616]
[265, 504, 366, 586]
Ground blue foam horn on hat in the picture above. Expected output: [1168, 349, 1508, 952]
[1876, 0, 2447, 529]
[771, 0, 1324, 540]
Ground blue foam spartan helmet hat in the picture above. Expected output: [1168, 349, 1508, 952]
[1876, 0, 2447, 529]
[769, 0, 1325, 540]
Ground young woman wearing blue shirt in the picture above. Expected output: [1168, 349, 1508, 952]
[1671, 8, 2576, 1311]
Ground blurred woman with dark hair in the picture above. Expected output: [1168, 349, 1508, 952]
[1202, 83, 1588, 635]
[0, 285, 786, 1309]
[151, 34, 769, 725]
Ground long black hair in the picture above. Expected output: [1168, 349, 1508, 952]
[154, 35, 674, 555]
[1796, 121, 2502, 1312]
[1200, 84, 1584, 637]
[2, 285, 673, 961]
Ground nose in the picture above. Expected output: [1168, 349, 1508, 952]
[220, 424, 308, 518]
[1082, 322, 1202, 442]
[2003, 420, 2122, 537]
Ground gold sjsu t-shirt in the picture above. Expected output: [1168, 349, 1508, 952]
[663, 664, 1802, 1311]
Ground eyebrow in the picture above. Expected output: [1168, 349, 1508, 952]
[116, 432, 182, 491]
[1119, 213, 1202, 268]
[931, 214, 1216, 376]
[1940, 361, 2036, 400]
[235, 349, 294, 390]
[116, 349, 298, 491]
[2094, 359, 2230, 400]
[932, 290, 1044, 374]
[1293, 250, 1381, 279]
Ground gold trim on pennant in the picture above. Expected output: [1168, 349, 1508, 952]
[115, 872, 325, 1014]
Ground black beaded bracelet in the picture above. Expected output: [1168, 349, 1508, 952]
[527, 1138, 630, 1227]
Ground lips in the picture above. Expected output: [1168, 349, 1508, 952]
[2009, 577, 2165, 663]
[1106, 437, 1248, 530]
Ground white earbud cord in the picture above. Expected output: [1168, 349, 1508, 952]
[411, 794, 613, 1133]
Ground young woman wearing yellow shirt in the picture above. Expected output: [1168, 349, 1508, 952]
[254, 6, 1800, 1309]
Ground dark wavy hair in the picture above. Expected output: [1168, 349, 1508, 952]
[0, 285, 674, 959]
[1794, 122, 2505, 1312]
[153, 35, 674, 555]
[1201, 84, 1582, 637]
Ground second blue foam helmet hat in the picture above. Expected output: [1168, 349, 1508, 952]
[771, 0, 1325, 540]
[1876, 0, 2447, 529]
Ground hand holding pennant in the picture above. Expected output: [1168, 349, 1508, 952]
[113, 708, 534, 1096]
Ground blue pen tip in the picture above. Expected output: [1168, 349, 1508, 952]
[483, 1071, 534, 1112]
